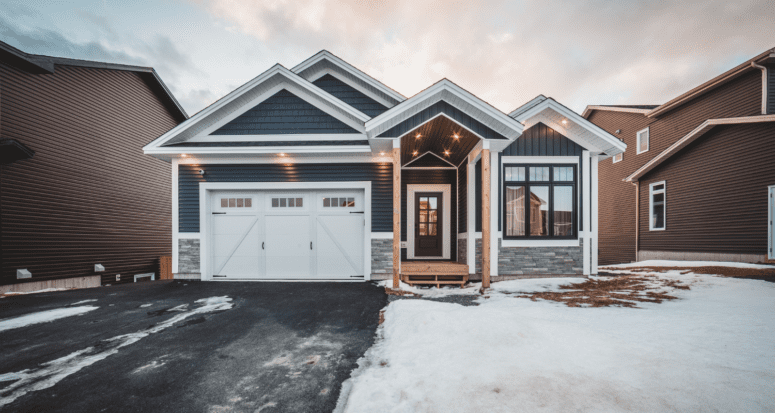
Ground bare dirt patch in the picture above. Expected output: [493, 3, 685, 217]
[516, 274, 691, 308]
[384, 287, 419, 297]
[601, 266, 775, 283]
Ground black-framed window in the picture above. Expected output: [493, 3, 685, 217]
[503, 164, 577, 239]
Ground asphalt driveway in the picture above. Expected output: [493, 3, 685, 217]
[0, 280, 387, 412]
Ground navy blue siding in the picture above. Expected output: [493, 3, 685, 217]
[768, 67, 775, 115]
[211, 89, 359, 135]
[503, 122, 584, 156]
[400, 169, 457, 261]
[313, 74, 389, 118]
[178, 163, 392, 232]
[378, 101, 508, 140]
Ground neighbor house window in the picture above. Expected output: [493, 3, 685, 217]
[504, 165, 576, 239]
[637, 127, 650, 154]
[613, 153, 622, 163]
[649, 182, 666, 230]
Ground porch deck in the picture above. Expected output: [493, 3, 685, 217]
[400, 261, 469, 288]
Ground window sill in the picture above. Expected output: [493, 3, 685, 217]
[501, 239, 580, 248]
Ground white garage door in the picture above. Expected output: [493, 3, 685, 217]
[209, 190, 365, 280]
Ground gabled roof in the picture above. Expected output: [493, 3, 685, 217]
[366, 79, 524, 142]
[144, 63, 371, 155]
[0, 40, 187, 122]
[510, 95, 626, 157]
[292, 50, 405, 107]
[624, 115, 775, 182]
[583, 47, 775, 119]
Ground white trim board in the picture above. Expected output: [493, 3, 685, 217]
[406, 184, 452, 260]
[198, 181, 372, 282]
[177, 154, 391, 165]
[581, 105, 653, 118]
[403, 150, 457, 168]
[188, 134, 368, 143]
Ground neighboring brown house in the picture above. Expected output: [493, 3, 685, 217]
[0, 40, 187, 291]
[584, 47, 775, 265]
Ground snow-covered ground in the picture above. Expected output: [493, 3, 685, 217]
[340, 271, 775, 412]
[0, 306, 98, 333]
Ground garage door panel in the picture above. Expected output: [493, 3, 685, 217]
[213, 215, 256, 235]
[316, 215, 364, 278]
[265, 215, 311, 279]
[217, 256, 260, 277]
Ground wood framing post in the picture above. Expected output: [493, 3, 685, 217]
[481, 148, 491, 288]
[392, 144, 401, 288]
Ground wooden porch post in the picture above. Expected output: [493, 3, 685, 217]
[481, 148, 491, 289]
[392, 145, 401, 288]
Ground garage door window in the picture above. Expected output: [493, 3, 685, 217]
[323, 197, 355, 208]
[221, 197, 252, 208]
[272, 197, 303, 208]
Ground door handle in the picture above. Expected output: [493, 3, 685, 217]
[262, 242, 265, 250]
[310, 241, 313, 250]
[349, 211, 364, 214]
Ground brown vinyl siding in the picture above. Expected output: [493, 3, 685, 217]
[638, 123, 775, 255]
[0, 63, 179, 285]
[588, 69, 764, 264]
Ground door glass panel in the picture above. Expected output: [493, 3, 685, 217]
[553, 186, 573, 236]
[429, 210, 437, 223]
[419, 211, 427, 222]
[288, 198, 295, 207]
[296, 198, 302, 207]
[229, 198, 236, 207]
[419, 197, 428, 209]
[506, 186, 525, 236]
[419, 223, 427, 236]
[429, 224, 437, 236]
[244, 198, 252, 208]
[279, 198, 286, 207]
[221, 198, 228, 208]
[530, 186, 549, 236]
[347, 198, 354, 207]
[429, 197, 438, 210]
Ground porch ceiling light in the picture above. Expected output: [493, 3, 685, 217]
[380, 151, 385, 156]
[562, 119, 568, 125]
[453, 134, 459, 139]
[279, 153, 286, 157]
[444, 150, 450, 156]
[413, 151, 418, 156]
[181, 154, 187, 157]
[415, 133, 421, 139]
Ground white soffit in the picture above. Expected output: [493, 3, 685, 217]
[365, 79, 524, 141]
[143, 64, 370, 151]
[292, 50, 405, 107]
[511, 97, 627, 157]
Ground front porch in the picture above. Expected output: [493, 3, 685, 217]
[400, 261, 469, 287]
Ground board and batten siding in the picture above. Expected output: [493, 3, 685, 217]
[377, 101, 508, 140]
[400, 169, 457, 261]
[178, 163, 393, 233]
[0, 62, 179, 285]
[638, 122, 775, 256]
[210, 89, 359, 135]
[589, 69, 764, 264]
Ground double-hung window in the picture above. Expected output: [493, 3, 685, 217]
[649, 182, 666, 230]
[637, 127, 649, 154]
[503, 165, 576, 239]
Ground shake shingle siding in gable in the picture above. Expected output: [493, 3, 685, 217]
[211, 89, 360, 135]
[312, 74, 389, 117]
[178, 163, 392, 233]
[377, 101, 508, 140]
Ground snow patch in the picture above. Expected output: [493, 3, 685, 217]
[0, 296, 233, 406]
[0, 306, 98, 333]
[2, 288, 70, 296]
[601, 260, 775, 269]
[140, 304, 152, 308]
[338, 273, 775, 412]
[70, 300, 97, 306]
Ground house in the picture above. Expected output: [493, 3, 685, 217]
[143, 51, 625, 287]
[0, 40, 188, 293]
[584, 47, 775, 265]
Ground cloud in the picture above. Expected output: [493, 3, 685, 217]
[195, 0, 775, 112]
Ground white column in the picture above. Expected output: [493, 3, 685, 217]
[172, 157, 179, 274]
[489, 150, 499, 277]
[591, 154, 599, 275]
[582, 150, 591, 276]
[467, 155, 476, 274]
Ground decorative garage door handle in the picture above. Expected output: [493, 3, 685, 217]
[262, 242, 265, 250]
[310, 242, 313, 250]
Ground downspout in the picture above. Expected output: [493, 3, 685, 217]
[632, 180, 639, 262]
[751, 61, 767, 115]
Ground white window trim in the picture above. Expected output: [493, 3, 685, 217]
[612, 152, 623, 163]
[649, 181, 666, 231]
[637, 127, 650, 154]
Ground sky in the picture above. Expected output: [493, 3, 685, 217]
[2, 0, 773, 116]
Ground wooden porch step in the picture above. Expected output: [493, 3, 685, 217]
[401, 262, 469, 276]
[401, 273, 469, 288]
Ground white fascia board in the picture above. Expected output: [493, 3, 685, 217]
[178, 154, 389, 164]
[188, 133, 367, 142]
[581, 105, 653, 118]
[625, 114, 775, 182]
[508, 95, 547, 118]
[365, 79, 523, 138]
[144, 64, 370, 151]
[145, 146, 371, 156]
[292, 50, 406, 103]
[516, 99, 627, 155]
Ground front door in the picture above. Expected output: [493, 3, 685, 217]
[415, 192, 443, 257]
